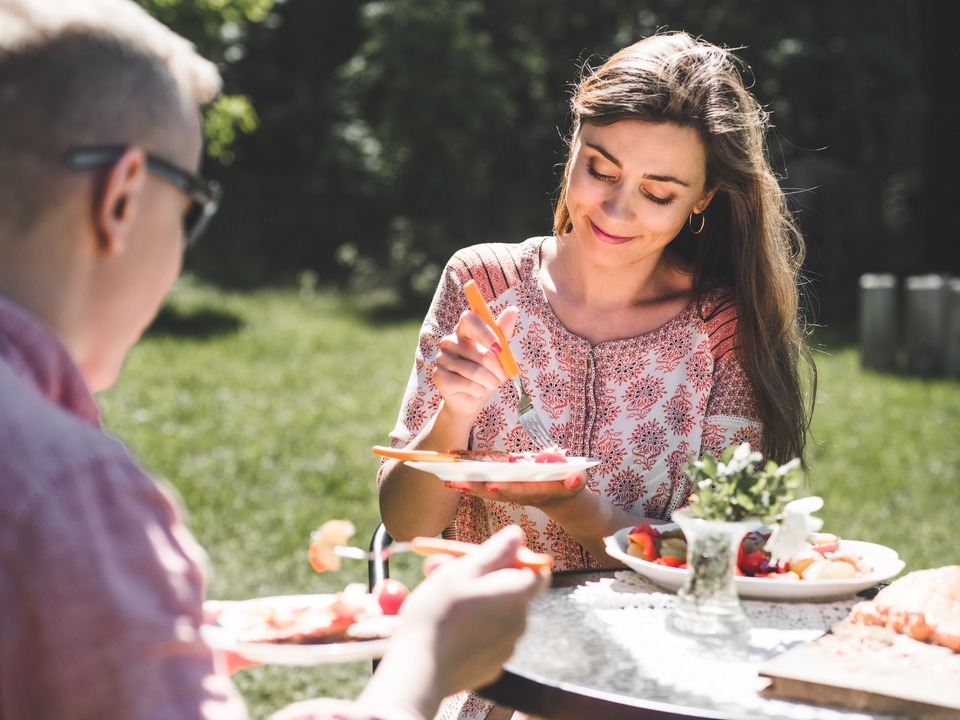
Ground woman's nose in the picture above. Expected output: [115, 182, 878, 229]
[601, 185, 635, 222]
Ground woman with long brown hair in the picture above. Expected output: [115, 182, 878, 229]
[379, 31, 815, 719]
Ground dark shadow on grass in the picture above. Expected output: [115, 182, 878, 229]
[146, 305, 243, 339]
[354, 299, 429, 325]
[344, 289, 431, 326]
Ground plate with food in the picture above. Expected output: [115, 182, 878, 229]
[373, 445, 600, 483]
[202, 591, 399, 665]
[604, 524, 905, 601]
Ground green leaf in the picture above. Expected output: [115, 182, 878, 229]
[682, 443, 804, 522]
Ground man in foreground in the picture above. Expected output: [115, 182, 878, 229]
[0, 1, 546, 718]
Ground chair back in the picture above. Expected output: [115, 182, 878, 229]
[368, 521, 394, 590]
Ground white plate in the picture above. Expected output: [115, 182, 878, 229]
[604, 526, 905, 601]
[202, 594, 392, 666]
[406, 457, 601, 483]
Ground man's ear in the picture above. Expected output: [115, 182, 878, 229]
[93, 147, 148, 255]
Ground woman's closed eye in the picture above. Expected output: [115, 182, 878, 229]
[643, 190, 674, 206]
[587, 160, 616, 182]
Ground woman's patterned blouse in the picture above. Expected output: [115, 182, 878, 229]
[382, 237, 762, 570]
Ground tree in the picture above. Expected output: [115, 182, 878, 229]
[918, 0, 960, 273]
[135, 0, 275, 164]
[142, 0, 932, 322]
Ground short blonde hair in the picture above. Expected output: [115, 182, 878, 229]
[0, 0, 221, 231]
[0, 0, 220, 104]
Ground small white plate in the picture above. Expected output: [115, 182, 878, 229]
[406, 457, 601, 483]
[604, 526, 905, 601]
[202, 594, 392, 666]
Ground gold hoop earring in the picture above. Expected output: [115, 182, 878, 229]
[689, 211, 705, 235]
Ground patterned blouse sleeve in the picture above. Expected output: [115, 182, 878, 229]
[699, 296, 765, 459]
[383, 260, 471, 452]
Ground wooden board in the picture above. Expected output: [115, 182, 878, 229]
[759, 621, 960, 719]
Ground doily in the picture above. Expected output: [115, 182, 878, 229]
[505, 571, 894, 719]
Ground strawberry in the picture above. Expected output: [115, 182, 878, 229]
[534, 450, 568, 463]
[372, 578, 410, 615]
[627, 525, 660, 561]
[738, 550, 773, 576]
[652, 556, 684, 567]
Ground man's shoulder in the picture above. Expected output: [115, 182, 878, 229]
[0, 364, 143, 516]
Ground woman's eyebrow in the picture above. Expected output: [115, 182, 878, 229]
[585, 141, 690, 187]
[585, 141, 621, 167]
[644, 173, 690, 188]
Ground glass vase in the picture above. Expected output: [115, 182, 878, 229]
[666, 509, 759, 638]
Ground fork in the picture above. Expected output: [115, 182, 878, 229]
[462, 280, 556, 450]
[330, 535, 552, 571]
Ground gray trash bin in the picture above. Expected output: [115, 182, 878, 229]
[904, 274, 949, 377]
[858, 274, 898, 373]
[946, 278, 960, 380]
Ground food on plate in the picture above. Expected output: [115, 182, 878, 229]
[227, 592, 399, 645]
[848, 565, 960, 652]
[372, 444, 580, 468]
[533, 449, 568, 463]
[448, 447, 569, 463]
[625, 523, 874, 580]
[372, 578, 410, 615]
[309, 519, 356, 572]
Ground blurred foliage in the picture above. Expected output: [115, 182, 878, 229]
[134, 0, 276, 164]
[141, 0, 949, 322]
[204, 94, 260, 164]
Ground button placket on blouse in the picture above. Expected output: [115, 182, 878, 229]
[581, 346, 598, 460]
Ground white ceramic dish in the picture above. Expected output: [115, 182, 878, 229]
[202, 594, 392, 665]
[406, 458, 601, 483]
[604, 526, 905, 601]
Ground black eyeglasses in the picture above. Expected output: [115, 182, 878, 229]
[64, 145, 222, 248]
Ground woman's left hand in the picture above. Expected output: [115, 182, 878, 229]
[443, 470, 587, 509]
[444, 471, 641, 562]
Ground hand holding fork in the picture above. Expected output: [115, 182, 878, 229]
[462, 280, 556, 450]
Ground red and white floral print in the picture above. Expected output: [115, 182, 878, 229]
[383, 238, 762, 577]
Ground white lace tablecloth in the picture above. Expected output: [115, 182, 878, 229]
[504, 571, 900, 719]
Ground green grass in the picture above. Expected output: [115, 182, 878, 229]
[807, 337, 960, 571]
[98, 279, 960, 718]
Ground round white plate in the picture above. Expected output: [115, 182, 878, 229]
[202, 594, 392, 666]
[604, 526, 905, 601]
[406, 458, 601, 483]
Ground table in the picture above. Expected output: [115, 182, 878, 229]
[480, 569, 901, 720]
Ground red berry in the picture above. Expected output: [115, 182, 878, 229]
[372, 578, 409, 615]
[627, 531, 659, 561]
[534, 450, 568, 463]
[652, 556, 684, 567]
[738, 551, 772, 576]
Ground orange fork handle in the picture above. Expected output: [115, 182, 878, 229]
[410, 536, 552, 572]
[463, 280, 521, 379]
[372, 446, 460, 462]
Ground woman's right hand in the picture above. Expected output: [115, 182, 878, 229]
[433, 305, 519, 421]
[377, 302, 519, 541]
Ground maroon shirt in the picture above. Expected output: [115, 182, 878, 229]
[0, 296, 425, 720]
[0, 296, 247, 719]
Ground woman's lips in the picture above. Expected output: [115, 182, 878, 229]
[590, 220, 633, 244]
